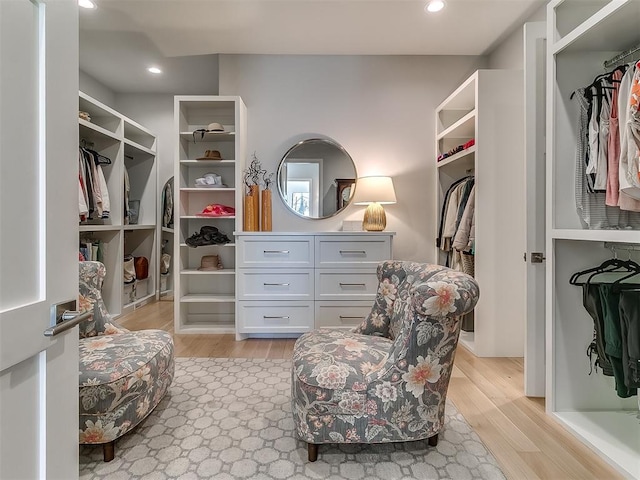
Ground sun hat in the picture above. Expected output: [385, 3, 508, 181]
[197, 204, 236, 217]
[197, 255, 223, 271]
[205, 122, 224, 132]
[196, 150, 223, 160]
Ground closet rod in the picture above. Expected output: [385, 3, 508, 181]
[603, 42, 640, 69]
[604, 242, 640, 252]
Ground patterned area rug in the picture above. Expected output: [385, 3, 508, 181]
[80, 358, 506, 480]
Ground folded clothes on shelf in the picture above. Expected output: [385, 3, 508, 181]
[437, 138, 476, 162]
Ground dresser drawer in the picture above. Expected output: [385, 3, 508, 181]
[315, 270, 379, 301]
[238, 269, 313, 300]
[315, 301, 371, 329]
[238, 236, 313, 267]
[237, 301, 314, 333]
[315, 236, 391, 268]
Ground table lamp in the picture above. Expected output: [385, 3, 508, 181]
[353, 176, 396, 231]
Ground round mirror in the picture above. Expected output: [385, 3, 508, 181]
[277, 138, 357, 219]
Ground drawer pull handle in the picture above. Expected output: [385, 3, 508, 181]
[339, 250, 366, 254]
[263, 315, 290, 319]
[264, 283, 290, 286]
[264, 250, 290, 254]
[339, 283, 366, 287]
[339, 315, 366, 320]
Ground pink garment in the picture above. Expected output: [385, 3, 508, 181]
[606, 69, 640, 211]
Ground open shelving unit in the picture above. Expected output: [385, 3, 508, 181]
[434, 70, 525, 358]
[78, 91, 158, 316]
[173, 96, 247, 333]
[546, 1, 640, 478]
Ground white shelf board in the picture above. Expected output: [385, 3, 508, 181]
[181, 215, 236, 219]
[162, 227, 175, 234]
[436, 73, 477, 112]
[124, 224, 156, 231]
[437, 146, 476, 169]
[180, 188, 236, 192]
[180, 159, 236, 165]
[180, 269, 236, 275]
[552, 411, 640, 479]
[179, 131, 236, 142]
[176, 324, 236, 334]
[79, 224, 120, 232]
[124, 117, 155, 139]
[551, 228, 640, 243]
[551, 1, 638, 54]
[124, 138, 155, 157]
[180, 294, 236, 303]
[180, 243, 235, 247]
[79, 119, 120, 142]
[458, 330, 476, 354]
[437, 110, 476, 140]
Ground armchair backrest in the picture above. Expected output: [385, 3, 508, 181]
[79, 261, 126, 338]
[355, 261, 479, 382]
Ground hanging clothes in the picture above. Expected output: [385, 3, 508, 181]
[78, 147, 111, 221]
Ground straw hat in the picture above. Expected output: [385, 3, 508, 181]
[196, 150, 223, 160]
[197, 255, 223, 271]
[206, 122, 224, 132]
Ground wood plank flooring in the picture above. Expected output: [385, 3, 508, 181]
[118, 301, 622, 480]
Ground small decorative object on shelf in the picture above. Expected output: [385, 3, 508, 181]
[243, 153, 266, 231]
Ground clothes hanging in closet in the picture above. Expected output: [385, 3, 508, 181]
[572, 264, 640, 399]
[573, 62, 640, 229]
[438, 176, 475, 273]
[78, 147, 111, 221]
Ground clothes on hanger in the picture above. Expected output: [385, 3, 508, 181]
[571, 259, 640, 398]
[78, 147, 111, 222]
[573, 62, 640, 229]
[162, 177, 174, 228]
[438, 176, 475, 273]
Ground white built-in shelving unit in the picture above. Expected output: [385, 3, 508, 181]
[546, 1, 640, 478]
[173, 96, 247, 334]
[78, 91, 158, 316]
[435, 70, 525, 357]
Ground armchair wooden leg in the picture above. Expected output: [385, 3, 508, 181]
[428, 434, 438, 447]
[103, 441, 115, 462]
[307, 443, 318, 462]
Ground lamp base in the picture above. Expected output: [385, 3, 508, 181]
[362, 203, 386, 231]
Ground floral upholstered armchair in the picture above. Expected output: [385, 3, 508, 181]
[78, 261, 174, 462]
[291, 261, 479, 461]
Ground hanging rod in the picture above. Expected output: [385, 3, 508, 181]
[603, 42, 640, 69]
[604, 242, 640, 252]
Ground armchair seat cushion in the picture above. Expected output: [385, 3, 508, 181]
[293, 329, 392, 390]
[79, 329, 174, 445]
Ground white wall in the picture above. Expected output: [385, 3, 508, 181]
[488, 4, 546, 69]
[79, 70, 116, 107]
[218, 54, 486, 262]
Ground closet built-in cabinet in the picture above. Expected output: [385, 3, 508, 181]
[434, 70, 525, 357]
[78, 91, 158, 317]
[547, 1, 640, 478]
[173, 96, 247, 334]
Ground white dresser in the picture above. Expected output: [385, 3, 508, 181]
[235, 232, 394, 338]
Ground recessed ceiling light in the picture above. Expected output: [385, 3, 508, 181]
[147, 67, 162, 74]
[78, 0, 96, 9]
[425, 0, 445, 13]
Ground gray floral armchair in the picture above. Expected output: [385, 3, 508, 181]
[291, 261, 479, 461]
[78, 261, 174, 462]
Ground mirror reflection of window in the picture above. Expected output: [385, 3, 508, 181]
[287, 179, 312, 217]
[286, 162, 321, 216]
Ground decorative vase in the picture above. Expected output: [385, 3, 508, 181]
[261, 189, 272, 231]
[244, 185, 260, 231]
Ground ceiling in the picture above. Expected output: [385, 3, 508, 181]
[79, 0, 547, 94]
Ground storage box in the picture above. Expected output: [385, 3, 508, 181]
[135, 278, 149, 300]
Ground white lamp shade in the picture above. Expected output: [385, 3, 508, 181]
[353, 176, 397, 205]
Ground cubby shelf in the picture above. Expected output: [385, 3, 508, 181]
[79, 91, 158, 318]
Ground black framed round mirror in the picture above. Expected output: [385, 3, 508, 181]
[277, 138, 357, 219]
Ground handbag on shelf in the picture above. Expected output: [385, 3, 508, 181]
[160, 253, 171, 275]
[134, 256, 149, 280]
[123, 255, 136, 284]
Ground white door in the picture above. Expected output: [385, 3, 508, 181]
[0, 1, 79, 478]
[523, 22, 547, 397]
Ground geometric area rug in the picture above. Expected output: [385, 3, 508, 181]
[80, 358, 506, 480]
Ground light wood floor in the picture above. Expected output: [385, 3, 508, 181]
[119, 300, 622, 480]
